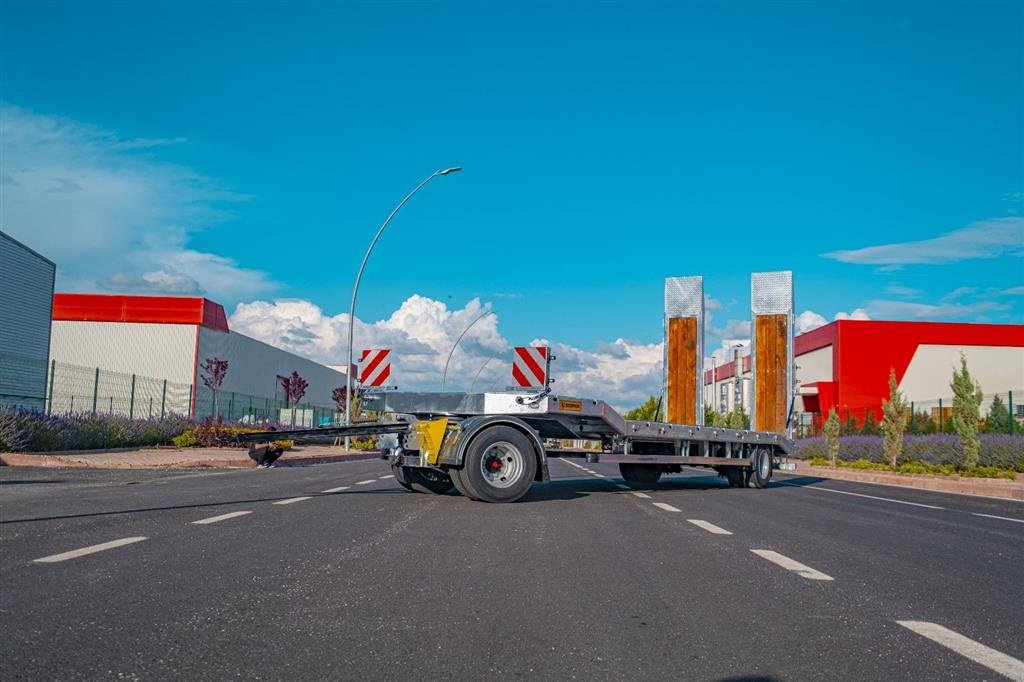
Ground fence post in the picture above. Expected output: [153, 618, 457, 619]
[148, 396, 153, 418]
[909, 401, 915, 434]
[1010, 391, 1014, 436]
[938, 398, 943, 433]
[187, 384, 193, 418]
[92, 367, 99, 414]
[160, 379, 167, 420]
[109, 396, 113, 414]
[129, 374, 136, 419]
[47, 359, 56, 414]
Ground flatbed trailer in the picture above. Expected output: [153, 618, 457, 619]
[242, 390, 792, 503]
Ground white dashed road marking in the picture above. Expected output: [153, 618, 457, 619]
[591, 473, 607, 478]
[379, 475, 395, 480]
[273, 497, 312, 505]
[687, 519, 732, 535]
[631, 492, 652, 499]
[777, 482, 943, 510]
[192, 511, 252, 525]
[34, 537, 148, 564]
[972, 513, 1024, 524]
[896, 620, 1024, 680]
[653, 502, 681, 513]
[322, 486, 351, 493]
[614, 484, 630, 490]
[750, 549, 834, 581]
[355, 479, 377, 486]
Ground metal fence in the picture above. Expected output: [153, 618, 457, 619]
[14, 357, 340, 426]
[795, 391, 1022, 438]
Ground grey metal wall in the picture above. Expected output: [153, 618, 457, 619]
[0, 231, 57, 410]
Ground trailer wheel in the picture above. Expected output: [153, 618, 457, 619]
[619, 464, 662, 485]
[459, 426, 537, 503]
[723, 468, 745, 487]
[449, 467, 481, 500]
[391, 465, 414, 491]
[746, 448, 773, 488]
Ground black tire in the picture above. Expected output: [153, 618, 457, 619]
[723, 468, 745, 488]
[391, 465, 414, 491]
[406, 467, 455, 495]
[458, 426, 538, 503]
[619, 464, 662, 485]
[448, 466, 480, 500]
[746, 448, 773, 488]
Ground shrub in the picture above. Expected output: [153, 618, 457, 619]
[0, 407, 192, 453]
[880, 368, 909, 466]
[950, 354, 983, 469]
[823, 408, 841, 466]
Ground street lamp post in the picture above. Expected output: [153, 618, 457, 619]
[344, 167, 461, 449]
[441, 310, 495, 392]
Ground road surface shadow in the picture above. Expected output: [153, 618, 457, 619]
[0, 488, 407, 525]
[0, 479, 67, 485]
[519, 474, 733, 502]
[770, 475, 828, 487]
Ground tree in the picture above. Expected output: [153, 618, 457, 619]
[823, 407, 841, 466]
[200, 357, 229, 418]
[860, 409, 880, 435]
[726, 406, 749, 430]
[880, 367, 909, 466]
[842, 411, 858, 436]
[278, 372, 309, 406]
[984, 394, 1011, 434]
[625, 396, 663, 422]
[910, 410, 936, 434]
[950, 354, 983, 469]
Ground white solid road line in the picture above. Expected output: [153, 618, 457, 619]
[750, 549, 834, 581]
[273, 497, 312, 505]
[897, 620, 1024, 681]
[777, 481, 943, 509]
[687, 519, 733, 535]
[379, 475, 395, 480]
[631, 491, 652, 499]
[192, 511, 252, 525]
[355, 479, 377, 485]
[322, 485, 351, 493]
[34, 537, 148, 564]
[653, 502, 681, 512]
[973, 513, 1024, 524]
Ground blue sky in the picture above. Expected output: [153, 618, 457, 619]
[1, 1, 1021, 402]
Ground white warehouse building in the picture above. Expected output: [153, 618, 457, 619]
[49, 293, 346, 424]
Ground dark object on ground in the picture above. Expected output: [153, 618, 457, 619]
[248, 444, 285, 468]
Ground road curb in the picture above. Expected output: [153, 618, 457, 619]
[785, 461, 1024, 501]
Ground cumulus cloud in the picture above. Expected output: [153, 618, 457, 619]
[796, 310, 827, 333]
[833, 308, 871, 321]
[0, 105, 274, 303]
[821, 217, 1024, 266]
[228, 294, 666, 409]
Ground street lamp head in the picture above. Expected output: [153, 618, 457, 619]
[438, 166, 462, 175]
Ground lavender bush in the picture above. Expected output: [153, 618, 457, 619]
[0, 407, 193, 453]
[792, 434, 1023, 472]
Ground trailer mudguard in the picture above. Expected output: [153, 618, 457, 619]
[437, 415, 549, 482]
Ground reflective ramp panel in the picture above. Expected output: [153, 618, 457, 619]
[664, 276, 704, 425]
[751, 271, 793, 435]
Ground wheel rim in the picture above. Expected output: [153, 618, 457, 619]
[758, 450, 771, 479]
[479, 441, 524, 489]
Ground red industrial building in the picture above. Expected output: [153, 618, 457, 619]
[705, 320, 1024, 429]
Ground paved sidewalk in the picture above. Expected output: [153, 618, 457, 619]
[0, 444, 381, 469]
[786, 460, 1024, 501]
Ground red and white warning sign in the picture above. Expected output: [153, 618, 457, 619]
[512, 346, 549, 388]
[359, 348, 391, 387]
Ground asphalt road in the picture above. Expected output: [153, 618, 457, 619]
[1, 458, 1022, 681]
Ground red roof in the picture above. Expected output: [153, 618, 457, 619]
[52, 293, 229, 332]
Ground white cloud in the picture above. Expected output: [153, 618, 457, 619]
[796, 310, 827, 333]
[999, 286, 1024, 296]
[0, 105, 274, 303]
[821, 218, 1024, 266]
[833, 308, 871, 321]
[228, 294, 667, 410]
[884, 284, 921, 298]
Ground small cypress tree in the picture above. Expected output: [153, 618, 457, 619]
[861, 409, 880, 435]
[823, 407, 841, 466]
[950, 354, 983, 469]
[984, 394, 1010, 434]
[880, 368, 909, 466]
